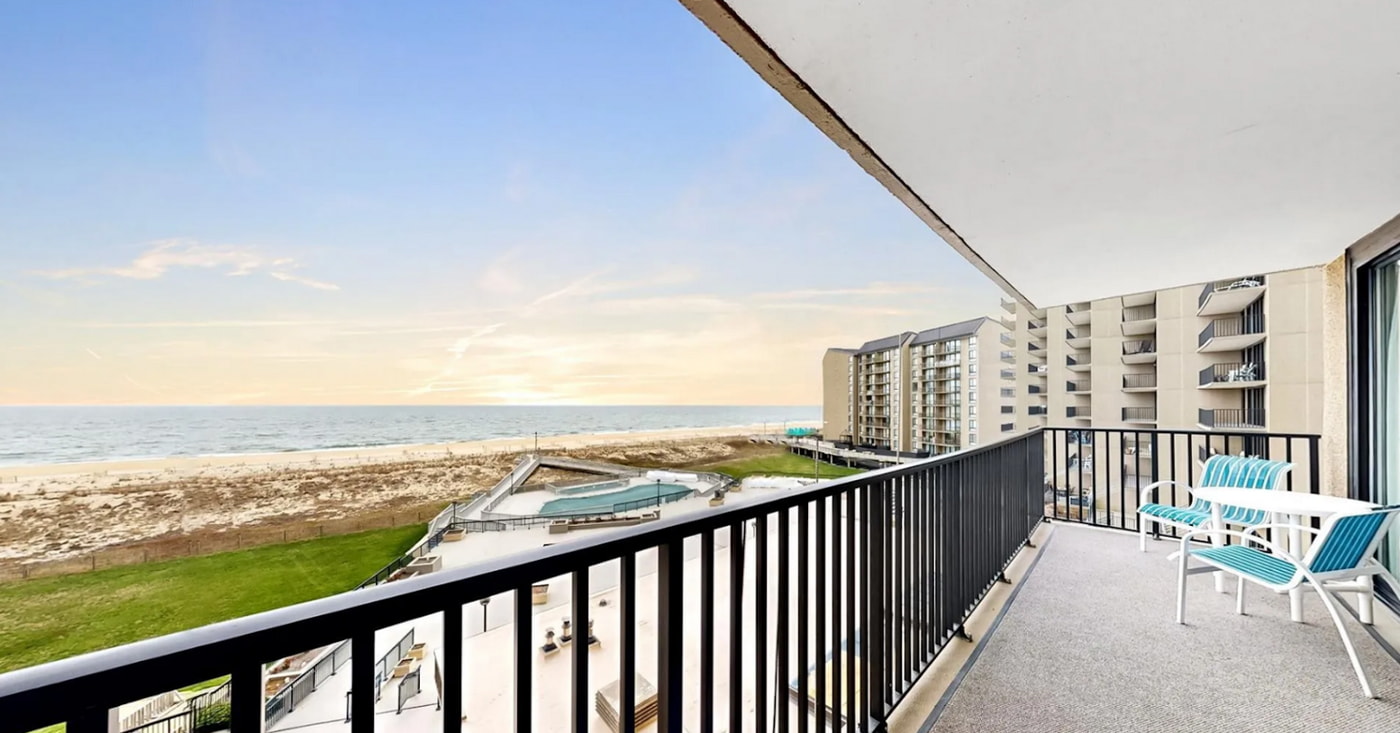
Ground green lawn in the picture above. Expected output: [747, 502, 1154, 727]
[697, 450, 864, 481]
[0, 524, 424, 675]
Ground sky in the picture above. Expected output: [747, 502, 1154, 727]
[0, 1, 1000, 406]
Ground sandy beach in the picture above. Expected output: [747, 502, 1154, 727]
[0, 423, 814, 571]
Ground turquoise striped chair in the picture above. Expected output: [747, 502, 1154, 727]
[1176, 505, 1400, 698]
[1137, 455, 1292, 552]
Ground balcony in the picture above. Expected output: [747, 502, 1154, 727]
[999, 315, 1015, 331]
[1028, 320, 1047, 337]
[1000, 405, 1015, 414]
[1000, 332, 1015, 347]
[1198, 314, 1268, 352]
[1199, 361, 1266, 388]
[1121, 291, 1156, 308]
[6, 425, 1388, 733]
[1065, 303, 1092, 326]
[1065, 379, 1091, 395]
[1065, 328, 1091, 350]
[999, 368, 1015, 380]
[1122, 373, 1157, 391]
[1065, 354, 1091, 373]
[1027, 384, 1044, 395]
[1120, 305, 1157, 336]
[1199, 407, 1267, 430]
[1121, 406, 1157, 423]
[1198, 275, 1267, 316]
[1001, 297, 1017, 313]
[1027, 405, 1047, 416]
[1122, 340, 1158, 365]
[1027, 363, 1048, 377]
[1066, 406, 1092, 420]
[1000, 350, 1015, 363]
[1000, 422, 1015, 432]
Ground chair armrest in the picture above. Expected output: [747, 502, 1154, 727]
[1139, 479, 1193, 504]
[1179, 528, 1296, 560]
[1242, 523, 1321, 540]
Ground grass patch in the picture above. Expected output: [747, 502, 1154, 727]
[696, 449, 864, 481]
[0, 524, 424, 675]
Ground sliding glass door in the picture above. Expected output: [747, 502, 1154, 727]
[1358, 245, 1400, 580]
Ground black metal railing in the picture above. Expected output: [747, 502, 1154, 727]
[1000, 423, 1015, 432]
[1198, 408, 1266, 429]
[0, 432, 1046, 733]
[1198, 275, 1265, 309]
[1065, 406, 1090, 419]
[1042, 426, 1318, 543]
[123, 681, 231, 733]
[1122, 340, 1156, 356]
[263, 637, 354, 727]
[1197, 314, 1266, 348]
[1000, 405, 1014, 414]
[1121, 407, 1156, 422]
[372, 629, 417, 701]
[1121, 306, 1156, 322]
[1028, 384, 1044, 394]
[1065, 380, 1089, 393]
[1199, 361, 1264, 386]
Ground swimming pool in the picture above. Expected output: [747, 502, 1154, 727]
[538, 483, 693, 516]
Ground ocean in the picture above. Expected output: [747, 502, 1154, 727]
[0, 405, 820, 467]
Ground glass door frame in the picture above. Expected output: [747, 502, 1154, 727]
[1350, 235, 1400, 611]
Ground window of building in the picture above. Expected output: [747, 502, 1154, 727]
[969, 363, 978, 375]
[969, 376, 978, 389]
[968, 433, 978, 445]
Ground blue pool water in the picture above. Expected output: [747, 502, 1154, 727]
[539, 483, 692, 516]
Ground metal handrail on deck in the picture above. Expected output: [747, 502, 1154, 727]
[0, 432, 1046, 733]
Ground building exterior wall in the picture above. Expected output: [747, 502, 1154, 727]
[821, 348, 854, 442]
[1011, 266, 1325, 441]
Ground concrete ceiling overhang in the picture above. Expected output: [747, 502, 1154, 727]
[682, 0, 1400, 307]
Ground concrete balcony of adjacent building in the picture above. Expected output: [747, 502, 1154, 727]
[999, 368, 1015, 380]
[1197, 274, 1267, 316]
[1121, 291, 1157, 308]
[1027, 363, 1048, 378]
[999, 314, 1016, 331]
[1065, 353, 1092, 373]
[1121, 405, 1158, 424]
[1027, 319, 1048, 338]
[1120, 305, 1157, 336]
[1198, 314, 1268, 352]
[999, 349, 1015, 364]
[1065, 328, 1092, 350]
[1000, 297, 1017, 313]
[1065, 302, 1092, 326]
[1065, 379, 1091, 395]
[1065, 405, 1092, 420]
[1122, 373, 1158, 392]
[1000, 332, 1015, 348]
[1199, 361, 1266, 389]
[1122, 340, 1158, 365]
[1198, 407, 1267, 431]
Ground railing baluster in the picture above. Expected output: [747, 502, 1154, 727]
[755, 513, 769, 733]
[797, 503, 810, 733]
[830, 495, 842, 733]
[620, 553, 636, 733]
[845, 486, 858, 732]
[729, 520, 745, 733]
[777, 507, 791, 733]
[443, 604, 463, 733]
[515, 584, 532, 733]
[700, 530, 715, 733]
[571, 569, 589, 733]
[351, 630, 374, 732]
[230, 658, 262, 733]
[658, 539, 684, 732]
[814, 497, 827, 732]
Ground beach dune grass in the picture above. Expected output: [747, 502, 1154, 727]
[0, 524, 423, 675]
[696, 450, 864, 481]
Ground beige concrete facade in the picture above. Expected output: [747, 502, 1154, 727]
[823, 318, 1008, 454]
[1009, 267, 1326, 439]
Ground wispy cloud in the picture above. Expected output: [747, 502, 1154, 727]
[34, 239, 339, 292]
[72, 319, 337, 329]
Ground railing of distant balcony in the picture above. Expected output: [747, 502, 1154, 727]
[1197, 313, 1266, 348]
[1121, 407, 1156, 422]
[263, 636, 355, 727]
[999, 368, 1015, 380]
[1027, 384, 1044, 394]
[0, 432, 1047, 733]
[1000, 405, 1014, 414]
[1065, 407, 1091, 418]
[1198, 274, 1266, 309]
[1027, 364, 1047, 375]
[1122, 373, 1157, 389]
[999, 349, 1014, 361]
[123, 680, 232, 733]
[1042, 426, 1318, 544]
[1000, 423, 1015, 432]
[1121, 306, 1156, 322]
[1198, 407, 1266, 429]
[1199, 361, 1264, 386]
[1027, 406, 1047, 416]
[1065, 380, 1089, 393]
[1123, 340, 1156, 356]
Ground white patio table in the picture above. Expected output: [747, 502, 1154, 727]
[1192, 487, 1379, 623]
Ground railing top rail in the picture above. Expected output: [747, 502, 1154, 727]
[0, 428, 1043, 719]
[1043, 425, 1315, 440]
